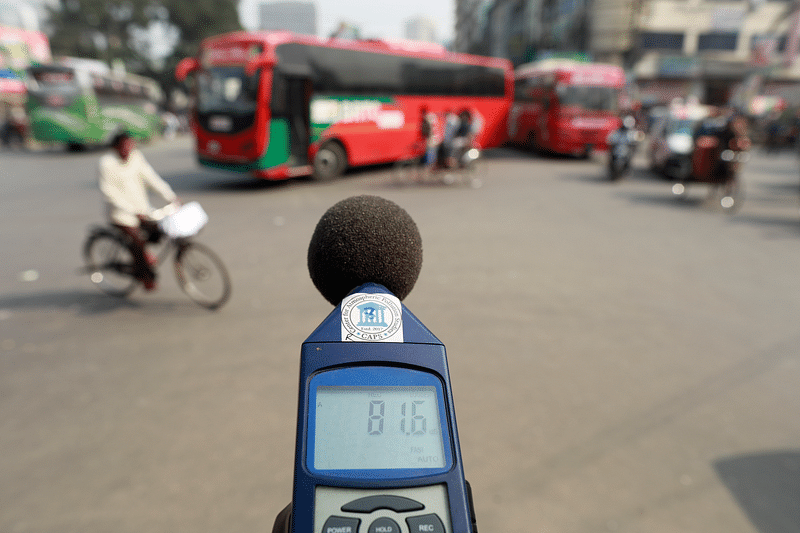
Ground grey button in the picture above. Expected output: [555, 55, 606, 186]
[406, 514, 446, 533]
[322, 515, 361, 533]
[342, 495, 425, 513]
[368, 517, 401, 533]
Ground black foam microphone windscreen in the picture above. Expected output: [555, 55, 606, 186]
[307, 195, 423, 305]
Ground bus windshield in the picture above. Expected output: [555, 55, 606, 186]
[28, 68, 82, 108]
[556, 85, 618, 112]
[197, 66, 259, 114]
[666, 118, 698, 136]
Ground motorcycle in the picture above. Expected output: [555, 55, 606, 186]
[606, 123, 643, 181]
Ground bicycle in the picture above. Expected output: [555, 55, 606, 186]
[82, 201, 232, 310]
[392, 139, 484, 188]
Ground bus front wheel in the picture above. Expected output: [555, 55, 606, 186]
[313, 142, 346, 180]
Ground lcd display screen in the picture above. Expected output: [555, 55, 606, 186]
[314, 386, 446, 470]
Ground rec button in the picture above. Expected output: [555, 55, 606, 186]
[406, 514, 445, 533]
[322, 516, 360, 533]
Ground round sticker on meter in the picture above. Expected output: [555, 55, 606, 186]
[340, 292, 403, 342]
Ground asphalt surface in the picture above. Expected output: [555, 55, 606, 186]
[2, 137, 800, 533]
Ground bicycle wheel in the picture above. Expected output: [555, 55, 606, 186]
[455, 149, 486, 188]
[392, 157, 423, 185]
[174, 242, 231, 309]
[83, 230, 138, 297]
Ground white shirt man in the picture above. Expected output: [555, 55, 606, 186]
[97, 132, 178, 290]
[99, 137, 177, 227]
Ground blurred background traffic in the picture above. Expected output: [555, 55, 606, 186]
[6, 0, 800, 153]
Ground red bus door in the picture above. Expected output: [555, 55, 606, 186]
[286, 77, 311, 165]
[270, 70, 312, 167]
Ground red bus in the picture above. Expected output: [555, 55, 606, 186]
[508, 59, 625, 157]
[175, 31, 513, 180]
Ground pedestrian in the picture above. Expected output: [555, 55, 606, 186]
[419, 106, 441, 170]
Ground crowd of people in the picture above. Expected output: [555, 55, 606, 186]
[418, 107, 481, 170]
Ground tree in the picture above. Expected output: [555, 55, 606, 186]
[163, 0, 242, 60]
[46, 0, 150, 67]
[46, 0, 242, 73]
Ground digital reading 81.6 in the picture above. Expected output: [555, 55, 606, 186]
[368, 398, 427, 436]
[314, 386, 446, 471]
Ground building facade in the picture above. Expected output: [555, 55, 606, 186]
[631, 0, 800, 106]
[462, 0, 592, 63]
[459, 0, 800, 106]
[455, 0, 487, 52]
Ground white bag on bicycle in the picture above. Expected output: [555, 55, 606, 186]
[159, 201, 208, 238]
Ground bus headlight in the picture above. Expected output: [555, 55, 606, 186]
[667, 134, 693, 155]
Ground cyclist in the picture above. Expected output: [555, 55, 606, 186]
[98, 131, 179, 291]
[446, 109, 479, 168]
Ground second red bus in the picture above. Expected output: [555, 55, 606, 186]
[508, 59, 625, 157]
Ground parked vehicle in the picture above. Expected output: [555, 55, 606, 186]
[649, 105, 710, 180]
[26, 59, 162, 150]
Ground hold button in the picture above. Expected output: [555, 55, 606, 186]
[368, 517, 401, 533]
[323, 516, 360, 533]
[406, 514, 445, 533]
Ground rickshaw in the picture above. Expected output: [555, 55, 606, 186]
[671, 117, 750, 212]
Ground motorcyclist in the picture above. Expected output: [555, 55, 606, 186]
[610, 114, 638, 142]
[607, 114, 640, 178]
[711, 113, 750, 185]
[717, 114, 751, 152]
[692, 106, 726, 141]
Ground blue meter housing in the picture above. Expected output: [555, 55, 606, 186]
[290, 283, 475, 533]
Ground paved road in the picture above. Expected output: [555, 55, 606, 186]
[2, 138, 799, 533]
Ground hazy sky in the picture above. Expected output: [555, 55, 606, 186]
[238, 0, 456, 43]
